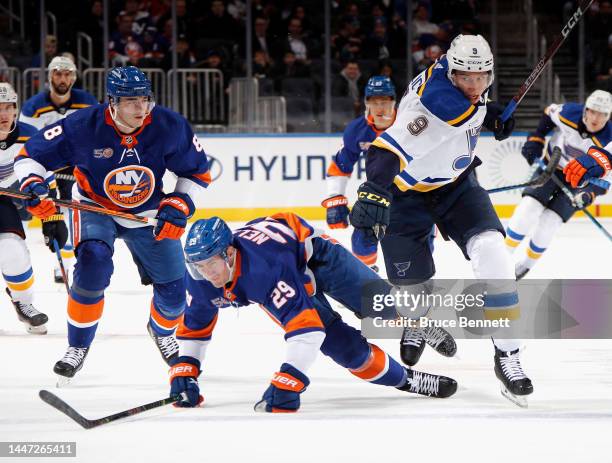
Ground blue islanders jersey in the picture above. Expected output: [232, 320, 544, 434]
[372, 56, 488, 192]
[326, 115, 388, 197]
[19, 88, 98, 130]
[15, 104, 211, 227]
[0, 121, 39, 188]
[543, 102, 612, 170]
[179, 213, 326, 348]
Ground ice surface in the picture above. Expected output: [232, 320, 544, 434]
[1, 220, 611, 462]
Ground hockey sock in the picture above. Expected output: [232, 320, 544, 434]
[517, 208, 563, 272]
[349, 343, 407, 387]
[0, 233, 34, 304]
[149, 299, 182, 336]
[67, 292, 104, 347]
[505, 197, 545, 251]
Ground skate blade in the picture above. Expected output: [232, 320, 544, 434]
[56, 375, 73, 388]
[25, 324, 47, 335]
[500, 384, 529, 408]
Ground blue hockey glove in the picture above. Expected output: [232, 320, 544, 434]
[169, 356, 204, 407]
[154, 192, 195, 241]
[349, 181, 391, 241]
[484, 102, 515, 141]
[322, 195, 349, 229]
[351, 228, 378, 265]
[564, 147, 612, 188]
[254, 363, 309, 413]
[521, 139, 545, 166]
[19, 175, 57, 219]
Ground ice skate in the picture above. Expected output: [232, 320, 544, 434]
[423, 325, 457, 357]
[400, 326, 426, 366]
[494, 347, 533, 408]
[5, 288, 48, 334]
[397, 368, 457, 398]
[147, 322, 179, 366]
[54, 346, 90, 387]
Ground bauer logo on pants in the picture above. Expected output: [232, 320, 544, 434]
[103, 165, 156, 208]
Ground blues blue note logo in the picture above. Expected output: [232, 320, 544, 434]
[103, 165, 155, 208]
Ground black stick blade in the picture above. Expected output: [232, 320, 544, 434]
[39, 390, 94, 429]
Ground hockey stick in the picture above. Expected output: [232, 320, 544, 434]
[537, 153, 612, 242]
[0, 187, 157, 226]
[54, 173, 76, 181]
[52, 239, 70, 293]
[487, 147, 561, 194]
[39, 390, 181, 429]
[500, 0, 595, 122]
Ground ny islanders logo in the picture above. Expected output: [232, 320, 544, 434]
[103, 165, 155, 208]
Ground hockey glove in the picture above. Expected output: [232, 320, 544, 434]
[19, 175, 57, 219]
[484, 102, 515, 141]
[349, 181, 391, 242]
[41, 214, 68, 253]
[563, 147, 612, 188]
[351, 228, 378, 265]
[154, 192, 195, 241]
[521, 139, 545, 166]
[322, 195, 349, 229]
[169, 356, 204, 407]
[254, 363, 309, 413]
[573, 191, 596, 209]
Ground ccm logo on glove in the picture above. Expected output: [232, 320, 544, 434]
[357, 191, 391, 207]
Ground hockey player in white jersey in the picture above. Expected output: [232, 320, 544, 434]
[0, 83, 68, 334]
[506, 90, 611, 279]
[19, 56, 98, 285]
[348, 34, 532, 406]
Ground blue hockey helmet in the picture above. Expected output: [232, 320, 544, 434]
[106, 66, 152, 100]
[364, 76, 396, 100]
[184, 217, 233, 264]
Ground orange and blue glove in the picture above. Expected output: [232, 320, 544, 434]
[322, 195, 349, 229]
[169, 356, 204, 407]
[254, 363, 309, 413]
[154, 192, 195, 241]
[19, 174, 57, 219]
[563, 147, 612, 188]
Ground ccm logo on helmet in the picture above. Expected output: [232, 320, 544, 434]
[103, 165, 156, 208]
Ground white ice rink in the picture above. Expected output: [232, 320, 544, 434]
[1, 219, 611, 463]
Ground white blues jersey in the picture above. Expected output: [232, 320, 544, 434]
[371, 56, 488, 192]
[19, 88, 98, 130]
[545, 102, 612, 170]
[0, 122, 38, 188]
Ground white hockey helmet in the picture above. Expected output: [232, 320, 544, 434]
[0, 82, 19, 134]
[584, 90, 612, 119]
[0, 82, 18, 105]
[446, 34, 494, 86]
[48, 56, 77, 83]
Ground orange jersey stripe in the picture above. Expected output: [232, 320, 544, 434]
[192, 171, 212, 185]
[350, 344, 388, 381]
[176, 313, 218, 339]
[326, 161, 351, 177]
[67, 296, 104, 324]
[355, 252, 377, 266]
[284, 308, 324, 334]
[268, 212, 313, 242]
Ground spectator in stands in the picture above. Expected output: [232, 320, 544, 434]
[283, 17, 311, 63]
[332, 20, 362, 61]
[82, 0, 105, 66]
[362, 19, 391, 60]
[272, 50, 310, 80]
[227, 0, 247, 22]
[250, 16, 280, 61]
[120, 0, 152, 37]
[252, 50, 273, 79]
[0, 53, 9, 82]
[109, 13, 139, 65]
[413, 43, 443, 73]
[333, 60, 367, 113]
[141, 26, 169, 67]
[413, 2, 443, 41]
[30, 35, 58, 67]
[156, 0, 195, 42]
[163, 34, 197, 69]
[200, 49, 232, 91]
[594, 33, 612, 91]
[201, 0, 243, 41]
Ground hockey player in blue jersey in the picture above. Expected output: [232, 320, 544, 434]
[0, 82, 66, 334]
[322, 75, 397, 269]
[19, 56, 99, 285]
[348, 34, 532, 406]
[14, 66, 211, 384]
[506, 90, 612, 279]
[168, 213, 457, 410]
